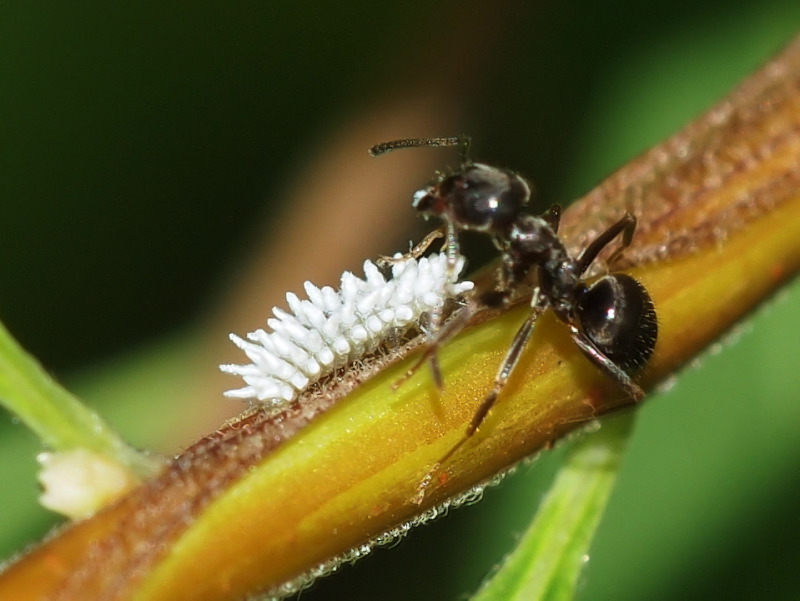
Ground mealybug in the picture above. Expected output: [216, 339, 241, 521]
[222, 253, 474, 407]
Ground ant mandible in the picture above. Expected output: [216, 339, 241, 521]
[370, 135, 658, 474]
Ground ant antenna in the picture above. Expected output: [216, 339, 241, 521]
[368, 135, 472, 165]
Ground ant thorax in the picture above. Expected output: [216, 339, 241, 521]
[506, 215, 575, 294]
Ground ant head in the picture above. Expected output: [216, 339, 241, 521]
[369, 135, 532, 235]
[413, 163, 531, 234]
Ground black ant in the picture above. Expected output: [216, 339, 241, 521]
[370, 136, 658, 491]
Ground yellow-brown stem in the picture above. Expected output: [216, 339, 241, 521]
[3, 33, 800, 601]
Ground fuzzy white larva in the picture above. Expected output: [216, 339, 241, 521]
[221, 253, 474, 406]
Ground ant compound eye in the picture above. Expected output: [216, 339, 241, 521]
[576, 274, 658, 373]
[450, 164, 530, 233]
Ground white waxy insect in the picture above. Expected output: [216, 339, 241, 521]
[221, 253, 473, 406]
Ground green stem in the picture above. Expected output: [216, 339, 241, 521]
[0, 320, 158, 476]
[471, 414, 635, 601]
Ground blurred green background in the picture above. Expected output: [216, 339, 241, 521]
[1, 1, 799, 600]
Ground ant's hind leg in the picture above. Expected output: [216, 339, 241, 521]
[567, 325, 645, 401]
[575, 212, 637, 276]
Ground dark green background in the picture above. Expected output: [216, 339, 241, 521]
[1, 2, 799, 600]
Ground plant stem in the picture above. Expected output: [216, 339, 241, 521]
[471, 415, 634, 601]
[0, 321, 159, 477]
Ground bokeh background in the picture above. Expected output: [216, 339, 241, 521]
[1, 1, 799, 599]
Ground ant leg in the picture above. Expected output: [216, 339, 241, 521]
[391, 296, 480, 391]
[575, 212, 636, 276]
[414, 290, 544, 503]
[540, 204, 562, 232]
[566, 324, 645, 401]
[426, 221, 462, 355]
[464, 290, 542, 436]
[387, 224, 464, 392]
[376, 227, 445, 268]
[605, 213, 637, 267]
[444, 221, 461, 281]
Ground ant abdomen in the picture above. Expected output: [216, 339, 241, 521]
[576, 274, 658, 374]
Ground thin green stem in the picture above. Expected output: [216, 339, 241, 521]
[471, 414, 635, 601]
[0, 320, 158, 477]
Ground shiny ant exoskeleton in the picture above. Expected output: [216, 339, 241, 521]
[370, 135, 658, 477]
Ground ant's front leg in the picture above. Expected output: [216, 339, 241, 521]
[386, 225, 466, 392]
[415, 221, 466, 390]
[376, 226, 445, 268]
